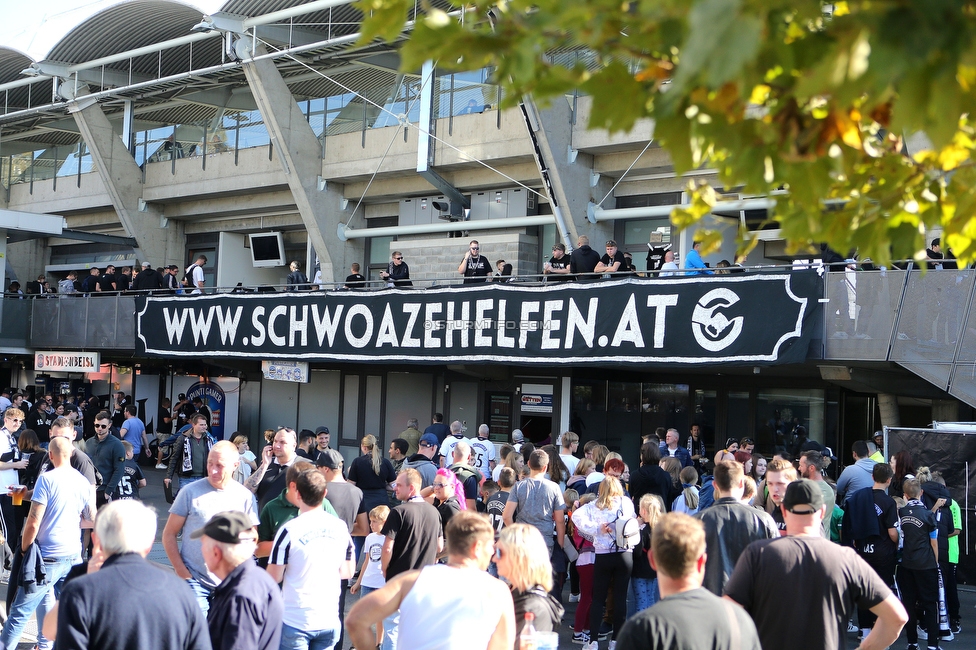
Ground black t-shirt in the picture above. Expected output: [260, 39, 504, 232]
[616, 587, 761, 650]
[724, 536, 892, 650]
[770, 506, 786, 535]
[462, 255, 492, 283]
[347, 454, 397, 491]
[156, 406, 173, 435]
[256, 461, 291, 514]
[344, 273, 367, 288]
[381, 499, 443, 580]
[856, 489, 898, 562]
[434, 495, 462, 532]
[631, 524, 656, 580]
[546, 255, 572, 282]
[899, 500, 938, 570]
[323, 480, 366, 534]
[486, 491, 509, 533]
[600, 251, 626, 273]
[99, 273, 118, 292]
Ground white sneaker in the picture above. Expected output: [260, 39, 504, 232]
[155, 463, 167, 469]
[582, 642, 598, 650]
[569, 593, 581, 603]
[609, 642, 617, 650]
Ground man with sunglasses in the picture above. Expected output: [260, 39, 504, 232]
[544, 242, 573, 282]
[458, 239, 492, 284]
[380, 251, 412, 287]
[724, 479, 907, 650]
[0, 408, 28, 542]
[87, 411, 127, 508]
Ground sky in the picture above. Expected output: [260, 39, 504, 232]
[1, 0, 223, 60]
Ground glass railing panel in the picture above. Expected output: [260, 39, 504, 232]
[891, 269, 975, 364]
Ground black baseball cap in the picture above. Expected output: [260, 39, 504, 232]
[315, 449, 343, 470]
[782, 479, 825, 514]
[315, 426, 330, 436]
[189, 511, 256, 543]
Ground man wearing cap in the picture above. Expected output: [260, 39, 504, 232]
[869, 431, 886, 463]
[314, 426, 331, 454]
[724, 479, 908, 650]
[56, 500, 210, 650]
[268, 463, 355, 650]
[131, 261, 164, 292]
[511, 428, 524, 453]
[315, 449, 367, 650]
[295, 429, 316, 460]
[402, 434, 438, 489]
[200, 511, 284, 650]
[163, 441, 258, 613]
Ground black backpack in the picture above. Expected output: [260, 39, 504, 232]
[182, 265, 195, 287]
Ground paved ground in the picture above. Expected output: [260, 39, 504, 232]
[6, 466, 976, 649]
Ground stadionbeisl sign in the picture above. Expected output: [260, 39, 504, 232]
[135, 274, 820, 365]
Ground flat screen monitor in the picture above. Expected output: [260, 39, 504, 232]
[248, 232, 285, 268]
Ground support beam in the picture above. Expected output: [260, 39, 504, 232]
[67, 98, 184, 267]
[417, 61, 468, 217]
[240, 43, 361, 282]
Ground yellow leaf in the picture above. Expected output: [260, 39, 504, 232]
[833, 2, 850, 16]
[749, 84, 771, 105]
[938, 144, 971, 171]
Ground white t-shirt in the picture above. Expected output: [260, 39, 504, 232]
[187, 264, 205, 294]
[439, 435, 471, 464]
[360, 532, 386, 589]
[469, 438, 496, 479]
[32, 465, 96, 558]
[560, 453, 579, 476]
[270, 508, 354, 630]
[0, 428, 18, 489]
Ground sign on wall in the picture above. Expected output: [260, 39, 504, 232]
[34, 351, 100, 373]
[135, 274, 820, 365]
[262, 360, 310, 383]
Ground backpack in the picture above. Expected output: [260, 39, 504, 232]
[450, 463, 484, 497]
[182, 265, 195, 287]
[614, 508, 641, 550]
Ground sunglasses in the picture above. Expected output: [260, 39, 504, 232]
[5, 418, 23, 423]
[394, 257, 403, 260]
[470, 247, 479, 250]
[433, 482, 451, 489]
[94, 424, 110, 429]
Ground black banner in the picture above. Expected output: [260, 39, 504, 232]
[135, 273, 820, 365]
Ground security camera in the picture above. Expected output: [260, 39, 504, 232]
[191, 16, 217, 33]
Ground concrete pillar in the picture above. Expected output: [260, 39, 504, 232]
[931, 399, 959, 424]
[524, 97, 616, 248]
[241, 46, 362, 283]
[877, 393, 901, 427]
[68, 99, 184, 268]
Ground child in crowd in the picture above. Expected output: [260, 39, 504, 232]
[629, 493, 665, 617]
[231, 433, 257, 484]
[115, 441, 147, 500]
[350, 505, 391, 648]
[480, 480, 498, 514]
[672, 466, 700, 515]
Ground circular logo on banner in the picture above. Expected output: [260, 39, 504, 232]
[35, 354, 45, 369]
[186, 381, 226, 440]
[691, 288, 744, 352]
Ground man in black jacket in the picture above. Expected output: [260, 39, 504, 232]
[56, 499, 211, 650]
[131, 261, 164, 293]
[629, 442, 674, 511]
[696, 460, 777, 595]
[569, 235, 601, 281]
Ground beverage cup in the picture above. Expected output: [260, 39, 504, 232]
[10, 485, 26, 506]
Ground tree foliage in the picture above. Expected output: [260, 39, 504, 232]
[356, 0, 976, 266]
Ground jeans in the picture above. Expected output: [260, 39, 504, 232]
[280, 623, 340, 650]
[186, 577, 214, 614]
[380, 609, 399, 650]
[1, 554, 79, 650]
[627, 577, 659, 618]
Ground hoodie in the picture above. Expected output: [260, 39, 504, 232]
[402, 453, 436, 489]
[835, 457, 876, 505]
[513, 586, 565, 638]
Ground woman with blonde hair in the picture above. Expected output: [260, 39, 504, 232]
[504, 451, 525, 479]
[495, 523, 565, 642]
[572, 476, 635, 649]
[567, 459, 595, 492]
[628, 493, 665, 618]
[659, 456, 683, 504]
[347, 434, 397, 515]
[672, 466, 700, 515]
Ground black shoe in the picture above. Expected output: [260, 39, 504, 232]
[950, 619, 961, 635]
[598, 622, 613, 640]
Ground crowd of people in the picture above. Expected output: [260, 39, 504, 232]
[0, 391, 966, 650]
